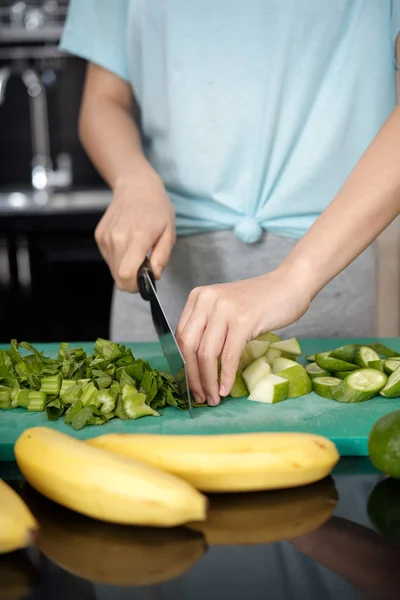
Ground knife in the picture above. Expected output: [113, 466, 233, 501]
[137, 258, 192, 417]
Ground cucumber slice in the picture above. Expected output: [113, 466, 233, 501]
[243, 358, 271, 393]
[380, 365, 400, 398]
[315, 353, 358, 373]
[368, 360, 385, 372]
[229, 370, 248, 398]
[248, 374, 289, 404]
[239, 340, 270, 370]
[334, 371, 353, 380]
[354, 346, 380, 368]
[270, 337, 301, 356]
[305, 362, 330, 379]
[281, 352, 299, 360]
[264, 348, 282, 366]
[312, 376, 342, 399]
[305, 354, 315, 362]
[272, 357, 298, 374]
[331, 369, 388, 403]
[275, 364, 312, 398]
[369, 343, 399, 359]
[256, 332, 281, 344]
[330, 344, 359, 364]
[384, 358, 400, 375]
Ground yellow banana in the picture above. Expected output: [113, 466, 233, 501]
[15, 427, 206, 527]
[88, 431, 339, 492]
[0, 478, 38, 554]
[188, 477, 338, 545]
[23, 485, 206, 587]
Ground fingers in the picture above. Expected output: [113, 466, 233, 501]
[196, 312, 228, 405]
[176, 304, 208, 404]
[116, 235, 149, 293]
[150, 226, 176, 280]
[218, 327, 247, 397]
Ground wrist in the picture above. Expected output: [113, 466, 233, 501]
[113, 156, 157, 191]
[274, 255, 321, 304]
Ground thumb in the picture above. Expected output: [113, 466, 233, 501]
[150, 226, 176, 279]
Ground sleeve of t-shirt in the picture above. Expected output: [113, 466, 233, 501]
[60, 0, 130, 82]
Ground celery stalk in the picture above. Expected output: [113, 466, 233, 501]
[40, 374, 61, 395]
[27, 391, 46, 412]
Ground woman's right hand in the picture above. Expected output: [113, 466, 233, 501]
[95, 160, 176, 292]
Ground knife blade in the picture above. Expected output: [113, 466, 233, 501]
[138, 258, 192, 417]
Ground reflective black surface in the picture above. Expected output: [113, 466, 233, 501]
[1, 459, 400, 600]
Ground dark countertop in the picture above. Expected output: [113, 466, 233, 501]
[1, 459, 400, 600]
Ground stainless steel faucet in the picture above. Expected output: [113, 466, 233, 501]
[0, 65, 72, 191]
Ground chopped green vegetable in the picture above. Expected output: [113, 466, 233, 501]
[27, 391, 46, 412]
[0, 386, 12, 409]
[122, 384, 159, 419]
[40, 374, 62, 395]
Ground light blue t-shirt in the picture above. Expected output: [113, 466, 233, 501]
[61, 1, 400, 244]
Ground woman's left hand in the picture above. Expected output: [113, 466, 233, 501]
[176, 267, 313, 406]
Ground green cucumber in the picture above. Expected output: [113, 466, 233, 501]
[312, 376, 342, 399]
[384, 358, 400, 375]
[248, 374, 289, 404]
[367, 360, 385, 372]
[270, 337, 301, 356]
[330, 344, 359, 364]
[264, 347, 282, 365]
[331, 369, 387, 403]
[305, 354, 315, 362]
[334, 371, 353, 380]
[305, 362, 330, 379]
[256, 332, 281, 344]
[275, 364, 312, 398]
[315, 353, 358, 373]
[353, 346, 380, 368]
[380, 365, 400, 398]
[369, 343, 399, 359]
[243, 358, 271, 393]
[229, 370, 249, 398]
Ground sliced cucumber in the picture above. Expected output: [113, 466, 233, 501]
[384, 358, 400, 375]
[256, 332, 281, 344]
[380, 365, 400, 398]
[305, 362, 330, 379]
[248, 374, 289, 404]
[272, 357, 298, 374]
[353, 346, 380, 368]
[330, 344, 359, 364]
[315, 353, 358, 373]
[243, 358, 271, 393]
[335, 371, 353, 380]
[369, 343, 399, 359]
[281, 352, 299, 360]
[229, 370, 248, 398]
[367, 359, 385, 372]
[305, 354, 315, 362]
[239, 340, 270, 370]
[264, 347, 282, 366]
[331, 369, 387, 403]
[312, 376, 342, 399]
[270, 337, 301, 356]
[275, 364, 312, 398]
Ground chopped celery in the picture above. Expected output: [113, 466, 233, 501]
[80, 382, 100, 407]
[27, 391, 46, 412]
[97, 390, 116, 415]
[122, 384, 159, 419]
[60, 379, 77, 397]
[15, 389, 31, 408]
[40, 374, 62, 395]
[0, 386, 12, 409]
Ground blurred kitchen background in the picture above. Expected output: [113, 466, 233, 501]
[0, 0, 113, 343]
[0, 0, 400, 344]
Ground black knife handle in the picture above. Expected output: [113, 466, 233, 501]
[138, 257, 156, 301]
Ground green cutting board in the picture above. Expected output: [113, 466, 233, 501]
[1, 338, 400, 462]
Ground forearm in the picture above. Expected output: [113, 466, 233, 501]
[79, 69, 149, 190]
[280, 105, 400, 298]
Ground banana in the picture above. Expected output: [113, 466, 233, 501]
[15, 427, 206, 527]
[22, 485, 206, 587]
[0, 479, 38, 554]
[88, 432, 340, 493]
[188, 477, 338, 545]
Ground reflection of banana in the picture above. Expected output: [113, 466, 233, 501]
[0, 478, 38, 554]
[188, 478, 338, 546]
[23, 486, 206, 587]
[0, 551, 39, 600]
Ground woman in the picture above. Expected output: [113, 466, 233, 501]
[61, 1, 400, 406]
